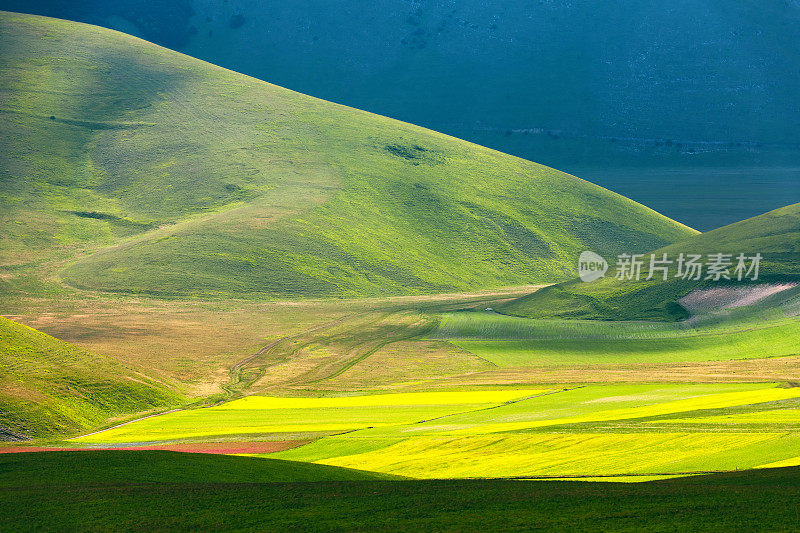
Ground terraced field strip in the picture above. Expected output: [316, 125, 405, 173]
[443, 387, 800, 434]
[657, 409, 800, 424]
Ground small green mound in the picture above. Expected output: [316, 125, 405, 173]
[0, 317, 181, 438]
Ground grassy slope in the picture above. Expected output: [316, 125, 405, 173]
[0, 11, 694, 300]
[501, 202, 800, 320]
[2, 452, 800, 531]
[10, 3, 800, 232]
[0, 316, 181, 438]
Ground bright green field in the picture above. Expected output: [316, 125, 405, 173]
[437, 294, 800, 339]
[0, 11, 694, 301]
[435, 281, 800, 365]
[448, 320, 800, 366]
[292, 433, 800, 479]
[658, 409, 800, 425]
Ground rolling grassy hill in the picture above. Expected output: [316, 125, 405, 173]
[501, 203, 800, 321]
[0, 11, 695, 300]
[0, 316, 181, 438]
[6, 1, 800, 229]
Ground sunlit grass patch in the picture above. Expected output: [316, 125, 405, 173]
[447, 320, 800, 366]
[292, 432, 800, 479]
[1, 11, 693, 303]
[444, 386, 800, 434]
[756, 456, 800, 468]
[73, 389, 549, 444]
[218, 390, 550, 409]
[658, 408, 800, 424]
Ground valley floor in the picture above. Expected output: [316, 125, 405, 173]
[4, 284, 800, 483]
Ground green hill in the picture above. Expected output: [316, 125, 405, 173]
[0, 316, 181, 438]
[7, 2, 800, 229]
[501, 203, 800, 321]
[0, 11, 695, 300]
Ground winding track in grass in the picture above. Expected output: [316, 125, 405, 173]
[219, 313, 358, 400]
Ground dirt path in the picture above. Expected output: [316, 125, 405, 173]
[219, 287, 539, 397]
[219, 314, 362, 400]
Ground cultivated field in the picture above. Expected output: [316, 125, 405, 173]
[72, 389, 549, 443]
[71, 382, 800, 481]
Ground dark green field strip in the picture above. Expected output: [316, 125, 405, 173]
[0, 451, 401, 487]
[2, 453, 800, 532]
